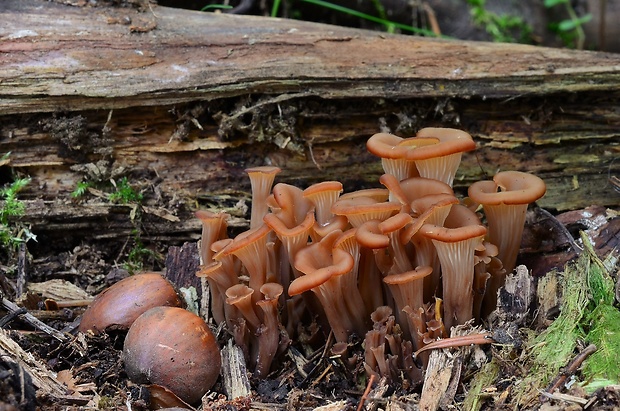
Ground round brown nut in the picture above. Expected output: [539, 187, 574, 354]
[123, 306, 221, 405]
[79, 272, 182, 334]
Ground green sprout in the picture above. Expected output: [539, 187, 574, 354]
[467, 0, 533, 43]
[544, 0, 592, 49]
[71, 181, 92, 198]
[0, 176, 36, 250]
[109, 177, 143, 204]
[122, 231, 161, 274]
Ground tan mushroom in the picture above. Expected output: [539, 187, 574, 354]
[289, 231, 356, 343]
[405, 127, 476, 187]
[246, 166, 282, 229]
[420, 204, 486, 330]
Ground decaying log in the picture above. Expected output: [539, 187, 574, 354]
[0, 0, 619, 251]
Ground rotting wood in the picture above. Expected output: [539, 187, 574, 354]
[0, 0, 619, 253]
[0, 329, 70, 400]
[220, 339, 252, 401]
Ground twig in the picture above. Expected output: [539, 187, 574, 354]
[299, 331, 334, 388]
[0, 297, 68, 342]
[414, 333, 494, 358]
[0, 306, 27, 327]
[539, 391, 588, 405]
[356, 374, 376, 411]
[16, 243, 27, 300]
[544, 344, 597, 396]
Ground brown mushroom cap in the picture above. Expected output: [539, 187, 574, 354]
[403, 128, 476, 186]
[225, 283, 261, 331]
[254, 282, 284, 378]
[216, 224, 272, 303]
[195, 209, 229, 264]
[467, 171, 546, 206]
[339, 188, 390, 203]
[383, 266, 433, 314]
[356, 220, 390, 249]
[289, 246, 354, 297]
[303, 181, 343, 226]
[367, 133, 438, 181]
[407, 128, 476, 160]
[331, 197, 401, 228]
[289, 231, 356, 342]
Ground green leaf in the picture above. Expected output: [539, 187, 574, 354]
[544, 0, 568, 8]
[200, 4, 233, 11]
[558, 14, 592, 31]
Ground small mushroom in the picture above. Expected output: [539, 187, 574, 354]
[303, 181, 343, 227]
[366, 133, 420, 181]
[215, 224, 272, 304]
[467, 170, 546, 274]
[332, 196, 401, 228]
[195, 210, 229, 264]
[255, 282, 285, 378]
[420, 204, 486, 330]
[383, 266, 433, 344]
[289, 231, 356, 343]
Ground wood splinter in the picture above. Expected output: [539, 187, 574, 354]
[414, 333, 494, 358]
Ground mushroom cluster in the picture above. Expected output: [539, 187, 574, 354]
[196, 127, 546, 382]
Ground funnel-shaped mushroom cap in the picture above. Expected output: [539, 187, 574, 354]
[339, 188, 390, 203]
[195, 210, 230, 264]
[379, 174, 455, 214]
[356, 220, 389, 249]
[468, 171, 546, 206]
[216, 224, 272, 303]
[289, 237, 354, 297]
[367, 133, 437, 181]
[404, 128, 476, 186]
[384, 266, 433, 328]
[269, 183, 315, 229]
[366, 133, 408, 159]
[332, 197, 401, 228]
[411, 128, 476, 158]
[303, 181, 343, 226]
[468, 171, 546, 275]
[226, 284, 261, 331]
[289, 231, 356, 342]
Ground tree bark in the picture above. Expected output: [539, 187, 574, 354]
[1, 0, 619, 250]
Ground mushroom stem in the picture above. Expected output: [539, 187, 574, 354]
[255, 283, 284, 378]
[246, 166, 281, 230]
[195, 210, 229, 264]
[421, 205, 486, 330]
[217, 224, 272, 304]
[290, 231, 356, 343]
[226, 284, 261, 332]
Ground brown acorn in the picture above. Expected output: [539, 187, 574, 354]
[79, 272, 182, 334]
[123, 306, 221, 405]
